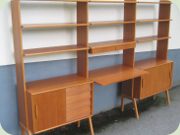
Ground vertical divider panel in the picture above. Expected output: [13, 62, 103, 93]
[123, 0, 136, 67]
[156, 1, 171, 59]
[11, 0, 28, 128]
[77, 1, 89, 78]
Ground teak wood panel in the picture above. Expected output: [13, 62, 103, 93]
[27, 89, 66, 133]
[134, 61, 173, 99]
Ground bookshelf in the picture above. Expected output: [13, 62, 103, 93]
[11, 0, 173, 134]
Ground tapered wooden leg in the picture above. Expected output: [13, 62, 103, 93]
[27, 130, 32, 135]
[88, 117, 94, 135]
[77, 121, 81, 128]
[121, 96, 124, 112]
[165, 90, 171, 105]
[132, 98, 139, 120]
[20, 126, 26, 135]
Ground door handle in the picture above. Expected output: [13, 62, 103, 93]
[34, 105, 38, 119]
[142, 78, 144, 88]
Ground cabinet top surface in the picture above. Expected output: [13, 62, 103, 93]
[135, 58, 173, 69]
[27, 74, 92, 95]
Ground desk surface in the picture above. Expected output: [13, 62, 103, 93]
[90, 64, 147, 86]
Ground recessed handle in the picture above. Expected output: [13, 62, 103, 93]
[142, 78, 144, 88]
[34, 105, 38, 119]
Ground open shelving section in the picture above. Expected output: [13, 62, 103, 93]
[11, 0, 173, 135]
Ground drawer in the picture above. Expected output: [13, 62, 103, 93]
[66, 84, 92, 122]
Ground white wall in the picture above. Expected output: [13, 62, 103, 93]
[0, 0, 179, 66]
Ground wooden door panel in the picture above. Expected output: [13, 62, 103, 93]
[141, 63, 172, 99]
[32, 90, 66, 132]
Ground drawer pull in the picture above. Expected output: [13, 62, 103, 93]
[142, 78, 144, 88]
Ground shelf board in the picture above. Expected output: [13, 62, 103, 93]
[137, 19, 172, 23]
[27, 74, 92, 95]
[22, 23, 88, 30]
[89, 0, 171, 4]
[90, 20, 135, 26]
[89, 40, 135, 54]
[21, 0, 88, 2]
[135, 58, 173, 69]
[23, 45, 88, 57]
[136, 35, 171, 43]
[138, 1, 171, 4]
[90, 64, 147, 86]
[89, 0, 136, 3]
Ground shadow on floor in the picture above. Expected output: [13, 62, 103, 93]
[38, 94, 169, 135]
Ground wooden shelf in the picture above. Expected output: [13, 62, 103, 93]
[21, 0, 88, 2]
[89, 40, 135, 54]
[89, 0, 171, 4]
[138, 1, 171, 4]
[27, 74, 92, 95]
[136, 35, 171, 43]
[137, 19, 172, 23]
[23, 45, 88, 57]
[135, 58, 173, 69]
[89, 0, 136, 3]
[90, 64, 147, 86]
[22, 23, 88, 30]
[90, 20, 135, 26]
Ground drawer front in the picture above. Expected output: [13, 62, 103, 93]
[141, 62, 173, 98]
[66, 84, 92, 122]
[28, 90, 66, 133]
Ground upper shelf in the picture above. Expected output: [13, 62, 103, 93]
[22, 19, 171, 30]
[136, 35, 171, 43]
[89, 0, 171, 4]
[27, 74, 92, 95]
[22, 23, 88, 30]
[90, 64, 147, 86]
[90, 20, 135, 26]
[137, 19, 172, 23]
[23, 45, 88, 57]
[89, 40, 135, 54]
[21, 0, 171, 4]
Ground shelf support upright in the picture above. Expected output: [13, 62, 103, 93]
[121, 0, 139, 119]
[77, 1, 89, 78]
[11, 0, 29, 134]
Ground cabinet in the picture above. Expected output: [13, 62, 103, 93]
[134, 60, 173, 99]
[27, 83, 93, 134]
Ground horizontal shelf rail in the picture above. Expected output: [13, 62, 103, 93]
[136, 35, 171, 43]
[22, 23, 88, 30]
[23, 45, 88, 56]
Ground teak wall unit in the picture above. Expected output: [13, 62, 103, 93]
[11, 0, 94, 135]
[11, 0, 172, 135]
